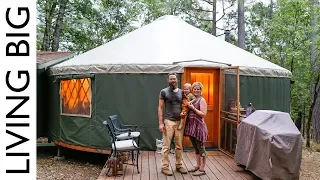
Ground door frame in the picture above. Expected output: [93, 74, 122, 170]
[181, 67, 220, 148]
[218, 66, 240, 157]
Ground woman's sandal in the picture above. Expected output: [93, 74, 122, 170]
[188, 166, 199, 172]
[192, 169, 206, 176]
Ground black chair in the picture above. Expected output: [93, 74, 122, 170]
[108, 115, 140, 145]
[103, 121, 140, 175]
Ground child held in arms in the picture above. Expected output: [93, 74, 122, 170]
[178, 83, 197, 130]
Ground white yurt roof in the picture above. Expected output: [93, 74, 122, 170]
[50, 15, 291, 78]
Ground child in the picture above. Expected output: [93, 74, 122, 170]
[178, 83, 197, 130]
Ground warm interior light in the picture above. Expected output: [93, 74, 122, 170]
[190, 73, 214, 105]
[60, 78, 91, 116]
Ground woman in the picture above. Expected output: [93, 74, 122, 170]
[184, 82, 208, 176]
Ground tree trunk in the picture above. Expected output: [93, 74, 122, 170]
[310, 0, 318, 69]
[307, 103, 312, 148]
[302, 103, 306, 137]
[212, 0, 216, 36]
[312, 75, 320, 143]
[51, 0, 68, 52]
[313, 92, 320, 143]
[224, 30, 231, 43]
[41, 0, 57, 51]
[310, 0, 319, 143]
[295, 111, 302, 132]
[268, 0, 273, 19]
[237, 0, 245, 49]
[268, 0, 274, 62]
[307, 74, 320, 147]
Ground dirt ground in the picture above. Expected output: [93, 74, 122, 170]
[300, 141, 320, 180]
[37, 156, 101, 180]
[37, 140, 320, 180]
[37, 146, 105, 180]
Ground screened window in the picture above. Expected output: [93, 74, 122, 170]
[60, 78, 91, 117]
[190, 73, 214, 105]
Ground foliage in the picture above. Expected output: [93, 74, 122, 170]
[36, 0, 240, 52]
[246, 0, 319, 123]
[37, 0, 139, 53]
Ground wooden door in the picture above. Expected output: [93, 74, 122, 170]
[182, 68, 220, 148]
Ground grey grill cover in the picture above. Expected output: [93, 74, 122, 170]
[234, 110, 302, 180]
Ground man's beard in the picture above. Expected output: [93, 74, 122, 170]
[169, 82, 177, 89]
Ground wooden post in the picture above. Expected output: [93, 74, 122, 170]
[218, 69, 223, 150]
[237, 66, 240, 125]
[230, 123, 233, 153]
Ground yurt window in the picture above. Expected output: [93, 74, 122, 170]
[59, 78, 91, 117]
[190, 73, 214, 105]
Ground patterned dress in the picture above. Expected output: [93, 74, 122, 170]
[184, 98, 208, 142]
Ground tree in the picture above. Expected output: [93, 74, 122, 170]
[38, 0, 58, 51]
[312, 76, 320, 143]
[237, 0, 245, 49]
[212, 0, 217, 36]
[51, 0, 68, 51]
[174, 0, 237, 36]
[37, 0, 138, 53]
[245, 0, 320, 145]
[309, 0, 320, 144]
[248, 0, 312, 121]
[309, 74, 320, 146]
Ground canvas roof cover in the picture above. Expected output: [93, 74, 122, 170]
[49, 15, 291, 78]
[234, 110, 302, 180]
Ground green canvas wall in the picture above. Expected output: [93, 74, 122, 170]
[47, 73, 290, 151]
[47, 73, 182, 150]
[224, 75, 291, 112]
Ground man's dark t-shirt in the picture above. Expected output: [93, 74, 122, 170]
[159, 87, 183, 121]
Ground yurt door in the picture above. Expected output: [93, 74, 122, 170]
[182, 68, 220, 148]
[218, 66, 241, 157]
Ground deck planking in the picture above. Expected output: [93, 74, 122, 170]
[97, 151, 257, 180]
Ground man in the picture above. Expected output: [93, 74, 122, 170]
[158, 73, 188, 176]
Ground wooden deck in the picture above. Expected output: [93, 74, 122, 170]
[97, 151, 258, 180]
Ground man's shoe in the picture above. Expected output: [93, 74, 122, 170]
[176, 167, 188, 174]
[161, 168, 173, 176]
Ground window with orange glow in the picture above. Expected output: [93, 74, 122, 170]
[60, 78, 91, 117]
[190, 73, 214, 105]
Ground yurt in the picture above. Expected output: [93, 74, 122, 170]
[46, 15, 291, 155]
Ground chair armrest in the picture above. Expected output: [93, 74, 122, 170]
[115, 134, 135, 141]
[121, 124, 138, 131]
[114, 126, 132, 133]
[113, 131, 122, 136]
[121, 124, 137, 128]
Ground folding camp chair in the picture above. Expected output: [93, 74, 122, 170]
[103, 121, 140, 176]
